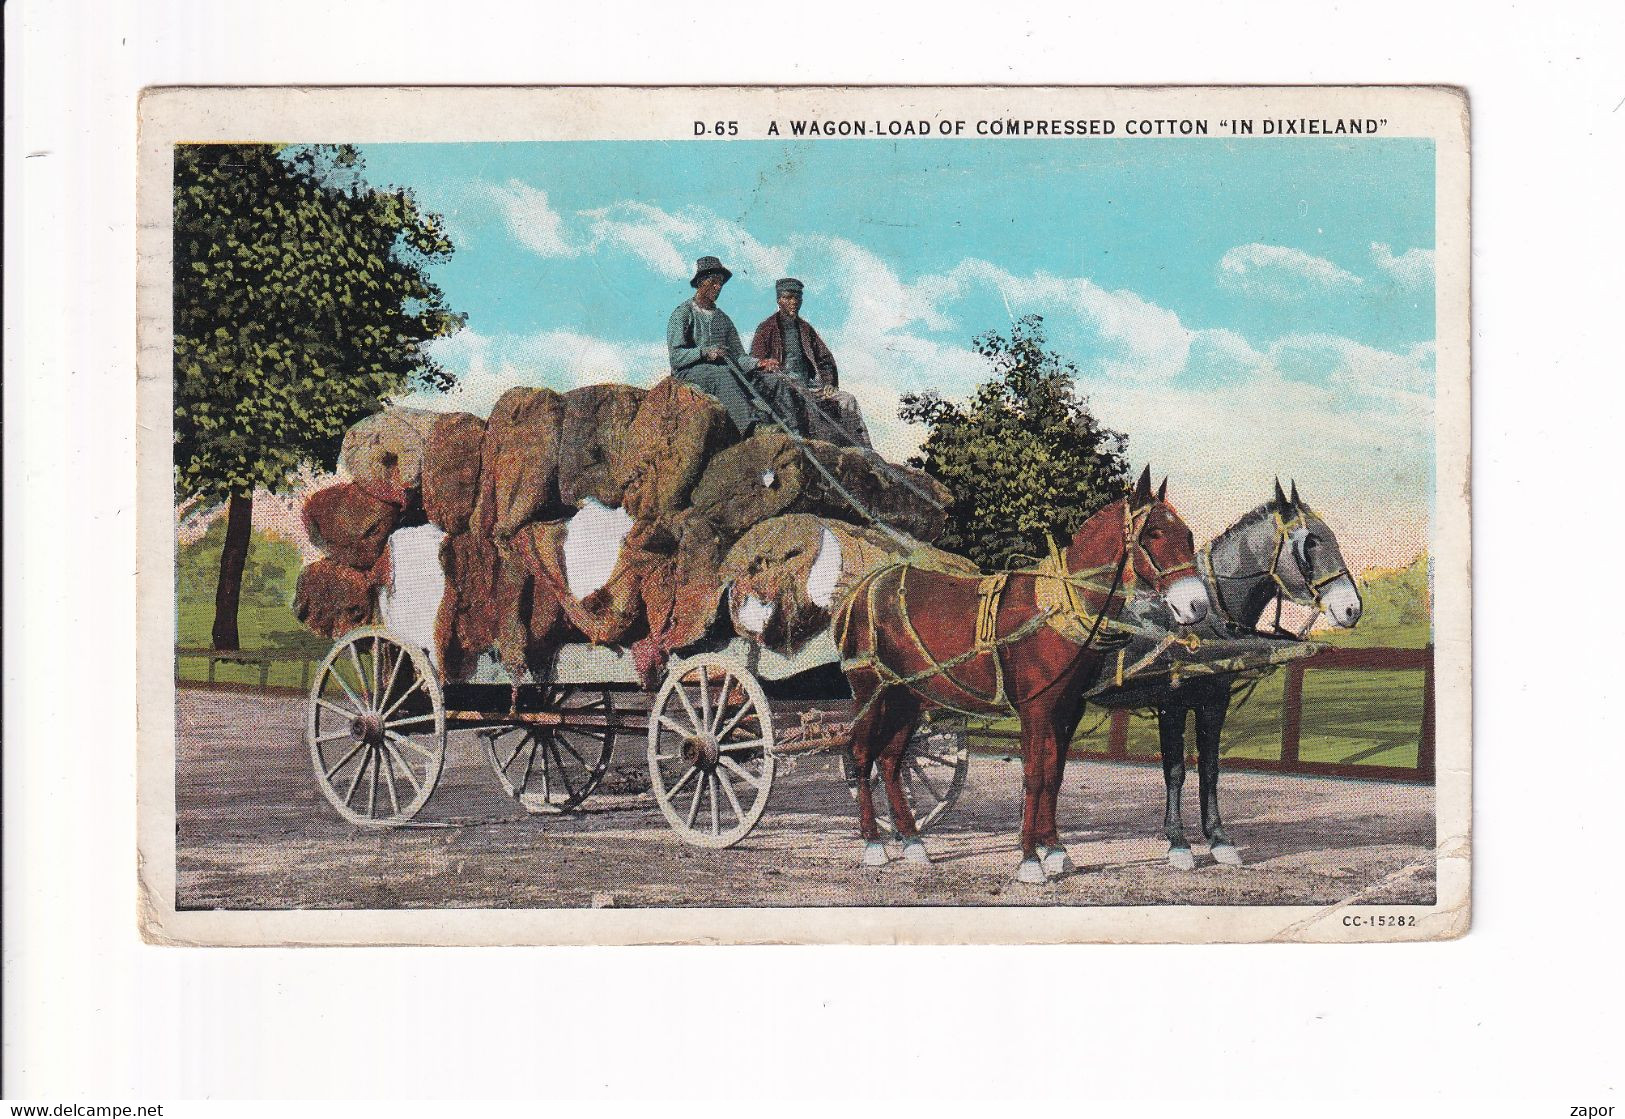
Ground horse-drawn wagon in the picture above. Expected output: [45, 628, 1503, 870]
[297, 365, 1361, 877]
[304, 527, 972, 849]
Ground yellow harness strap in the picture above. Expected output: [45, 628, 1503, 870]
[1051, 536, 1086, 617]
[975, 573, 1009, 648]
[1032, 537, 1100, 644]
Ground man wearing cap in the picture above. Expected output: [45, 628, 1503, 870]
[666, 256, 807, 437]
[750, 278, 872, 448]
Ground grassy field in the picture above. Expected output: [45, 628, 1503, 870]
[177, 526, 1433, 771]
[175, 523, 328, 689]
[175, 602, 330, 689]
[1057, 665, 1427, 770]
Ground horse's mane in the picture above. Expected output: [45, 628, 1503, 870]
[1218, 500, 1286, 541]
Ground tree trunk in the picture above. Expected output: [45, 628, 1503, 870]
[211, 492, 254, 651]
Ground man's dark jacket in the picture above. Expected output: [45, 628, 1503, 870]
[750, 313, 840, 389]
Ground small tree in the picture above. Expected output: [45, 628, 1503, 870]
[900, 315, 1130, 570]
[1352, 553, 1432, 647]
[174, 144, 464, 649]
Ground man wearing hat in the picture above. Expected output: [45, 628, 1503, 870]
[666, 256, 807, 437]
[750, 278, 872, 448]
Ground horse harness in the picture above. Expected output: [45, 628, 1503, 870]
[837, 502, 1190, 717]
[1201, 508, 1352, 639]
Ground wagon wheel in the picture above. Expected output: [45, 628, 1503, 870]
[647, 653, 776, 849]
[840, 715, 970, 835]
[307, 626, 446, 828]
[482, 687, 617, 813]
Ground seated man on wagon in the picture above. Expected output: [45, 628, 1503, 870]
[667, 256, 810, 438]
[750, 278, 873, 449]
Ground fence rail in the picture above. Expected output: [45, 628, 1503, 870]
[176, 642, 1436, 783]
[175, 646, 317, 692]
[1064, 644, 1434, 783]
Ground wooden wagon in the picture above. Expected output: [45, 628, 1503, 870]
[303, 530, 970, 848]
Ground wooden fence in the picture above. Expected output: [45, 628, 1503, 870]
[175, 646, 317, 692]
[1047, 645, 1433, 783]
[176, 643, 1435, 783]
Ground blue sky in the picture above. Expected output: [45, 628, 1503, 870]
[358, 138, 1436, 570]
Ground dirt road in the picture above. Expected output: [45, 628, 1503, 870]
[175, 688, 1436, 910]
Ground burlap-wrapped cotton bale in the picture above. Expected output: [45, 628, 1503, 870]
[302, 482, 400, 569]
[475, 386, 566, 541]
[510, 503, 655, 647]
[717, 515, 896, 653]
[520, 565, 571, 663]
[824, 448, 951, 544]
[292, 558, 378, 639]
[615, 377, 733, 520]
[420, 412, 486, 534]
[557, 383, 646, 509]
[433, 530, 505, 683]
[827, 448, 886, 527]
[636, 509, 726, 654]
[688, 433, 848, 540]
[869, 463, 952, 543]
[721, 514, 976, 653]
[339, 408, 440, 506]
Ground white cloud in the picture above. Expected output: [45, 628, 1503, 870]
[1092, 357, 1432, 573]
[1370, 242, 1435, 288]
[476, 179, 579, 258]
[481, 198, 793, 284]
[941, 260, 1196, 381]
[1270, 333, 1436, 409]
[777, 241, 1205, 391]
[420, 199, 1433, 570]
[1217, 243, 1364, 300]
[578, 202, 702, 277]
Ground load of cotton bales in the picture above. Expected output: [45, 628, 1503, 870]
[292, 377, 957, 687]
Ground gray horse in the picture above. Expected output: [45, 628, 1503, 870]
[1088, 480, 1362, 869]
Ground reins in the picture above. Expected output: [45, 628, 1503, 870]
[717, 353, 943, 549]
[836, 498, 1174, 717]
[1203, 508, 1351, 637]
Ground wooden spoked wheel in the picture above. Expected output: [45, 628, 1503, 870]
[307, 627, 446, 828]
[840, 715, 970, 835]
[481, 687, 617, 813]
[647, 654, 776, 849]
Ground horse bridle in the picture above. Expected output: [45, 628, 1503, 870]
[1041, 498, 1195, 654]
[1120, 500, 1196, 593]
[1204, 509, 1351, 637]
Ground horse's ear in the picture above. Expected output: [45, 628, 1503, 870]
[1290, 479, 1301, 509]
[1274, 476, 1287, 508]
[1133, 466, 1152, 506]
[1157, 476, 1168, 502]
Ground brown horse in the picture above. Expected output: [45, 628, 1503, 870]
[834, 468, 1209, 883]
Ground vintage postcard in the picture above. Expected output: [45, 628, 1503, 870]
[136, 86, 1469, 944]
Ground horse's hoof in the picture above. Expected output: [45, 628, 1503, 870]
[1016, 858, 1047, 884]
[1042, 847, 1074, 877]
[1167, 847, 1195, 871]
[862, 841, 890, 867]
[1212, 844, 1243, 867]
[902, 839, 931, 864]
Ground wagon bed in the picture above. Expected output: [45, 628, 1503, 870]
[305, 612, 970, 849]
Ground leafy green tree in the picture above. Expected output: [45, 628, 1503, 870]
[899, 315, 1130, 570]
[1335, 553, 1431, 647]
[173, 144, 464, 649]
[177, 520, 303, 613]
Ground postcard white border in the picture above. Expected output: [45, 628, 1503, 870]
[136, 85, 1470, 945]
